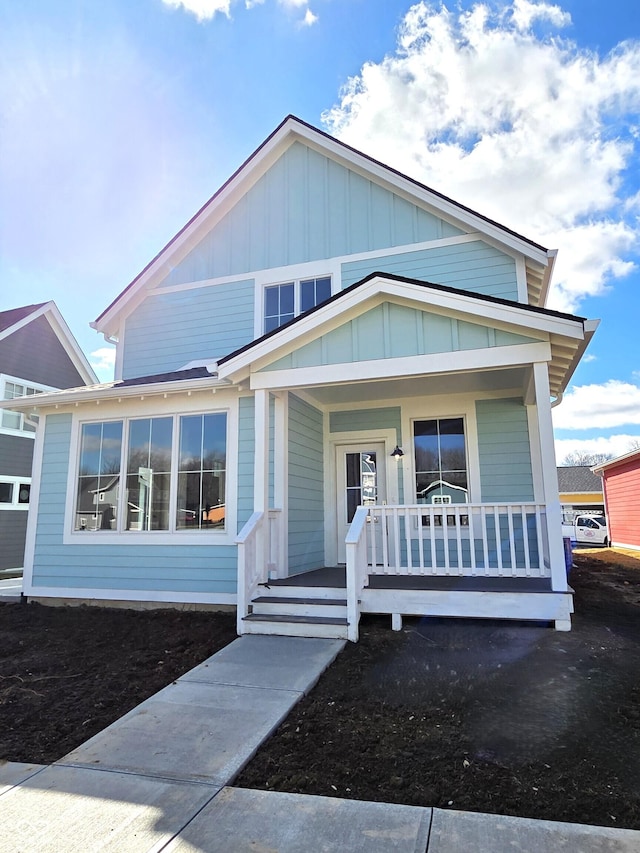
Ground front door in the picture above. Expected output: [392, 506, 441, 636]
[336, 443, 387, 563]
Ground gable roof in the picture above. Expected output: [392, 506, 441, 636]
[0, 301, 98, 385]
[0, 303, 47, 334]
[557, 466, 603, 494]
[93, 115, 556, 339]
[216, 271, 596, 398]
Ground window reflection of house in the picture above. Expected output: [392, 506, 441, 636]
[417, 479, 469, 505]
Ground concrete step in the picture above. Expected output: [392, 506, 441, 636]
[242, 613, 350, 640]
[251, 596, 347, 619]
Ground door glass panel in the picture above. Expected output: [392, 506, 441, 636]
[345, 451, 378, 523]
[361, 452, 377, 505]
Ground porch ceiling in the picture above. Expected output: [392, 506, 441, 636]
[295, 365, 527, 405]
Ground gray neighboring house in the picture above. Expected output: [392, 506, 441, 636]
[0, 302, 97, 572]
[557, 465, 605, 518]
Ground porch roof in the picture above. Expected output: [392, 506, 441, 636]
[218, 272, 597, 399]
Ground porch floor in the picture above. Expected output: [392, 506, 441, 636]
[273, 567, 555, 593]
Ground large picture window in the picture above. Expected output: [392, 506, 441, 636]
[73, 412, 227, 533]
[264, 276, 331, 333]
[1, 375, 47, 434]
[413, 418, 468, 504]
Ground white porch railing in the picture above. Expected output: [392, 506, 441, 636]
[363, 502, 550, 578]
[236, 511, 266, 634]
[345, 505, 369, 642]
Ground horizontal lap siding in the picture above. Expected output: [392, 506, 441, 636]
[31, 413, 238, 597]
[0, 511, 28, 570]
[476, 398, 534, 501]
[122, 280, 254, 379]
[0, 316, 87, 389]
[164, 143, 465, 288]
[603, 462, 640, 547]
[288, 394, 324, 573]
[0, 434, 34, 477]
[341, 241, 518, 300]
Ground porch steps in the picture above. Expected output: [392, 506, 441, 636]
[244, 579, 349, 639]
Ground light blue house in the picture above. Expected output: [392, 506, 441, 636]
[10, 116, 598, 639]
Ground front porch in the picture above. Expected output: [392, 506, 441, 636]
[237, 502, 573, 641]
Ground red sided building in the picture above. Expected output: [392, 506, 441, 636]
[593, 449, 640, 551]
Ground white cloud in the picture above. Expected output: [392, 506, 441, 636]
[555, 434, 640, 463]
[162, 0, 317, 24]
[162, 0, 232, 19]
[323, 0, 640, 312]
[90, 347, 116, 379]
[553, 381, 640, 430]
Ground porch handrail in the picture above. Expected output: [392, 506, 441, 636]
[236, 511, 265, 634]
[366, 502, 549, 577]
[345, 505, 369, 642]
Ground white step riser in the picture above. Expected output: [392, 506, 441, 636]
[240, 620, 349, 640]
[252, 601, 347, 619]
[256, 585, 346, 601]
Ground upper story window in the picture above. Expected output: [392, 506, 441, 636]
[0, 477, 31, 509]
[0, 375, 47, 435]
[264, 276, 332, 334]
[413, 417, 468, 504]
[73, 412, 227, 534]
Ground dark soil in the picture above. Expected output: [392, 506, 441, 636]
[0, 604, 237, 764]
[236, 551, 640, 830]
[2, 553, 639, 830]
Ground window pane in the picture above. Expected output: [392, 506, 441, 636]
[1, 410, 22, 430]
[18, 484, 30, 504]
[177, 414, 227, 530]
[265, 285, 280, 316]
[279, 282, 294, 313]
[346, 453, 360, 488]
[316, 276, 331, 304]
[75, 422, 122, 531]
[0, 483, 13, 503]
[300, 279, 314, 313]
[126, 418, 172, 530]
[414, 418, 468, 504]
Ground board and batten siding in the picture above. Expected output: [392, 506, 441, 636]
[122, 279, 254, 379]
[476, 398, 534, 502]
[30, 413, 239, 597]
[341, 240, 518, 300]
[262, 305, 536, 371]
[164, 141, 465, 289]
[237, 395, 256, 531]
[288, 394, 324, 573]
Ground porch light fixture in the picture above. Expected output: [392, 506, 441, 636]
[391, 445, 404, 459]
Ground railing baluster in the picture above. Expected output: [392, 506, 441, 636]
[507, 506, 517, 575]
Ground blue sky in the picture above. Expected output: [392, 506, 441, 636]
[1, 0, 639, 461]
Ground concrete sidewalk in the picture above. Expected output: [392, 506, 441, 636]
[1, 634, 639, 852]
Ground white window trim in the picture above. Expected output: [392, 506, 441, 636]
[63, 400, 238, 546]
[0, 475, 31, 510]
[0, 372, 56, 438]
[411, 413, 471, 505]
[254, 260, 341, 338]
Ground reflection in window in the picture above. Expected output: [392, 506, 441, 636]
[177, 413, 227, 530]
[126, 418, 173, 531]
[75, 421, 123, 530]
[414, 418, 468, 504]
[345, 451, 377, 523]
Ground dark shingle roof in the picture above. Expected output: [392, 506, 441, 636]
[115, 366, 213, 387]
[0, 303, 46, 334]
[557, 466, 602, 493]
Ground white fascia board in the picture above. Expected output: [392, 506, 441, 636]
[250, 341, 552, 391]
[0, 376, 233, 412]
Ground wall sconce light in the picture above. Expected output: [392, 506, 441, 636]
[390, 445, 404, 459]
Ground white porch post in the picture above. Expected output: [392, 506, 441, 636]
[254, 389, 270, 577]
[532, 362, 567, 594]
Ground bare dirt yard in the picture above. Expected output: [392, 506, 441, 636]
[1, 548, 639, 830]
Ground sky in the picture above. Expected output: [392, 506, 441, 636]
[1, 0, 639, 463]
